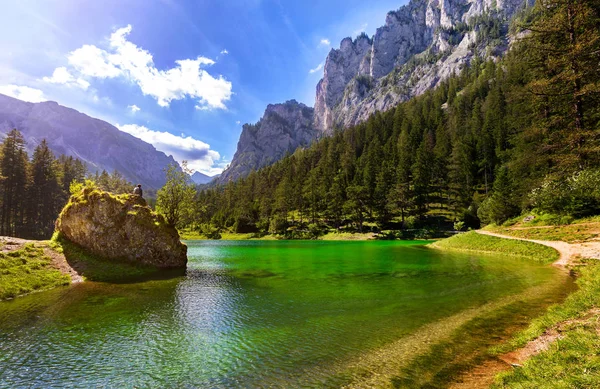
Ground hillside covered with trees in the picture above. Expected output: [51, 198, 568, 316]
[0, 130, 135, 239]
[189, 0, 600, 238]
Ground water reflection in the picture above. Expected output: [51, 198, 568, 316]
[0, 240, 572, 388]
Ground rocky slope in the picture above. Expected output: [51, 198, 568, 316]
[216, 100, 317, 183]
[220, 0, 531, 181]
[56, 187, 187, 268]
[0, 93, 178, 189]
[314, 0, 533, 131]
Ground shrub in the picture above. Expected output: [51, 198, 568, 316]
[530, 169, 600, 217]
[199, 224, 221, 240]
[269, 217, 288, 235]
[307, 223, 326, 239]
[454, 220, 466, 231]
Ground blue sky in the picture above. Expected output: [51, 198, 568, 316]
[0, 0, 405, 175]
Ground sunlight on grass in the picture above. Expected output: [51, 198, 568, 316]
[0, 243, 70, 299]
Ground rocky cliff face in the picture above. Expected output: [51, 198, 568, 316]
[0, 93, 178, 189]
[314, 0, 532, 131]
[219, 0, 531, 183]
[217, 100, 317, 183]
[56, 187, 187, 268]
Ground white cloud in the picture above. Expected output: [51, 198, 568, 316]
[0, 85, 47, 103]
[42, 67, 90, 90]
[116, 124, 224, 174]
[309, 62, 324, 74]
[46, 25, 233, 110]
[235, 120, 241, 125]
[68, 45, 121, 78]
[319, 38, 331, 47]
[220, 49, 229, 55]
[128, 104, 140, 113]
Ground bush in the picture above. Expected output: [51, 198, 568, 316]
[199, 224, 221, 240]
[269, 217, 288, 235]
[232, 215, 258, 233]
[307, 223, 326, 239]
[404, 216, 419, 229]
[530, 169, 600, 217]
[454, 220, 466, 231]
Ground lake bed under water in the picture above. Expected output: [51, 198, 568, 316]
[0, 240, 574, 388]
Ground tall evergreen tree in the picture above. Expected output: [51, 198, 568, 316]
[27, 140, 61, 238]
[520, 0, 600, 167]
[0, 130, 28, 237]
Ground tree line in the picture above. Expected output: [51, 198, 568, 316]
[0, 129, 134, 239]
[187, 0, 600, 238]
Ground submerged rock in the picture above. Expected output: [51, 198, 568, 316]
[56, 187, 187, 268]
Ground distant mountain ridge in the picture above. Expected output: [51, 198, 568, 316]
[0, 93, 177, 189]
[219, 0, 532, 182]
[190, 171, 216, 185]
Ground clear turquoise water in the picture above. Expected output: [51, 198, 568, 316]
[0, 240, 573, 388]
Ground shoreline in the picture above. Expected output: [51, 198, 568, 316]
[180, 231, 378, 241]
[4, 229, 599, 387]
[432, 229, 600, 388]
[0, 236, 81, 301]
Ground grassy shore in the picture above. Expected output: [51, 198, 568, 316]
[430, 231, 559, 264]
[485, 213, 600, 243]
[432, 229, 600, 388]
[180, 230, 376, 241]
[0, 242, 70, 300]
[491, 258, 600, 388]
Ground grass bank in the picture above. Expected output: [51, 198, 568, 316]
[491, 258, 600, 388]
[0, 243, 70, 300]
[179, 231, 278, 240]
[180, 230, 377, 241]
[485, 213, 600, 243]
[429, 231, 559, 264]
[433, 230, 600, 388]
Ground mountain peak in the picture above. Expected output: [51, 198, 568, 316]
[190, 171, 215, 185]
[218, 0, 531, 185]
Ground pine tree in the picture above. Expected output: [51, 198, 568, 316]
[27, 140, 61, 238]
[412, 132, 435, 217]
[520, 0, 600, 167]
[477, 166, 519, 225]
[0, 130, 28, 237]
[58, 155, 87, 202]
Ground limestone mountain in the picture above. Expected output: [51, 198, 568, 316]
[216, 100, 317, 184]
[220, 0, 532, 182]
[314, 0, 533, 131]
[0, 93, 177, 189]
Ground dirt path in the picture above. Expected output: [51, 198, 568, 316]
[448, 230, 600, 388]
[476, 230, 600, 267]
[0, 236, 83, 283]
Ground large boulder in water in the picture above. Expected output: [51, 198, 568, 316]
[56, 187, 187, 268]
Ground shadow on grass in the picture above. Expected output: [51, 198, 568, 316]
[52, 234, 186, 283]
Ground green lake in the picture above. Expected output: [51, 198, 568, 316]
[0, 240, 574, 388]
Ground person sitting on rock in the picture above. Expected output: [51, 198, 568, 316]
[133, 184, 143, 197]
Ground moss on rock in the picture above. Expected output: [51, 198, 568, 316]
[56, 188, 187, 269]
